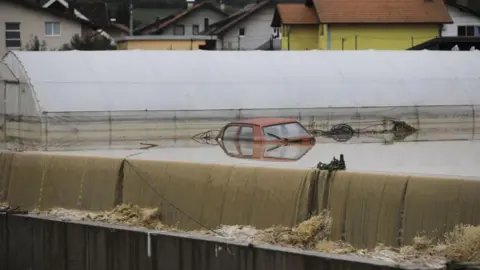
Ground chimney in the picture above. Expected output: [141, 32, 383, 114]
[220, 0, 225, 11]
[68, 0, 76, 15]
[186, 0, 195, 9]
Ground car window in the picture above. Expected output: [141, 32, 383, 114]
[238, 126, 254, 141]
[238, 141, 254, 156]
[263, 122, 310, 140]
[222, 140, 239, 155]
[222, 125, 239, 140]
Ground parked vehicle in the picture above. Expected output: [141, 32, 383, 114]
[216, 118, 316, 144]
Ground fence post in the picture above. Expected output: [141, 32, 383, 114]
[108, 111, 112, 147]
[3, 82, 6, 150]
[472, 104, 476, 141]
[43, 111, 48, 151]
[414, 105, 420, 141]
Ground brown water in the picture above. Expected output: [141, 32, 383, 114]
[38, 139, 480, 178]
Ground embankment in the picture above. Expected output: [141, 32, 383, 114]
[1, 151, 480, 248]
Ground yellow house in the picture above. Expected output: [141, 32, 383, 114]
[271, 0, 453, 50]
[116, 35, 216, 50]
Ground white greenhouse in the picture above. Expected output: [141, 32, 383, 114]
[1, 50, 480, 150]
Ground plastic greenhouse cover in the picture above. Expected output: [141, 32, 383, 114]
[4, 50, 480, 112]
[0, 61, 17, 82]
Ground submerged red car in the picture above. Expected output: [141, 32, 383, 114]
[216, 118, 316, 144]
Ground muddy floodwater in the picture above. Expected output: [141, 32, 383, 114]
[36, 138, 480, 178]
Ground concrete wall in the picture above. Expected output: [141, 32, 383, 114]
[282, 23, 441, 50]
[281, 25, 318, 50]
[328, 24, 441, 50]
[117, 39, 207, 50]
[0, 213, 417, 270]
[219, 5, 276, 50]
[0, 0, 83, 56]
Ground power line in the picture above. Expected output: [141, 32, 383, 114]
[123, 157, 225, 237]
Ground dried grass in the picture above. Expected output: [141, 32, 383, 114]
[254, 210, 332, 249]
[46, 204, 178, 231]
[444, 224, 480, 262]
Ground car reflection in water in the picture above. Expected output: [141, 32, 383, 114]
[217, 140, 314, 162]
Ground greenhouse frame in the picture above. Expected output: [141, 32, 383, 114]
[1, 50, 480, 150]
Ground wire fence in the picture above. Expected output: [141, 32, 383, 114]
[1, 104, 478, 151]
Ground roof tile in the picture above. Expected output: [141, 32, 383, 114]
[277, 3, 319, 24]
[313, 0, 452, 23]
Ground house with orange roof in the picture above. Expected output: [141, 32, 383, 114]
[271, 0, 453, 50]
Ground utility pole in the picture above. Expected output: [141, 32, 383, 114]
[129, 0, 134, 36]
[287, 26, 291, 50]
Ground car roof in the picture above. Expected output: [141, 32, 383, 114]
[229, 118, 299, 126]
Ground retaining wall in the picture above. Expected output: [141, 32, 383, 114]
[1, 151, 480, 249]
[0, 213, 419, 270]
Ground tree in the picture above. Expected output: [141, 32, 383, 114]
[60, 34, 117, 51]
[24, 35, 47, 51]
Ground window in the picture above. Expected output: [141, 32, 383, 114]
[238, 141, 254, 156]
[239, 27, 245, 36]
[45, 22, 61, 36]
[5, 22, 21, 48]
[204, 18, 209, 30]
[222, 140, 239, 155]
[238, 126, 253, 141]
[222, 125, 238, 140]
[458, 25, 479, 37]
[174, 25, 185, 35]
[192, 24, 199, 35]
[263, 122, 310, 141]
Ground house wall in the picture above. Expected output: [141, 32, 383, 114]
[0, 0, 82, 56]
[117, 40, 207, 50]
[161, 8, 226, 36]
[328, 24, 441, 50]
[442, 5, 480, 36]
[280, 25, 318, 50]
[219, 5, 276, 50]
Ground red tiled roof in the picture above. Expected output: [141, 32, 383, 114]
[313, 0, 453, 24]
[276, 3, 319, 24]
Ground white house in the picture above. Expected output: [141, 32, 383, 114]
[0, 0, 95, 56]
[203, 0, 280, 50]
[442, 3, 480, 36]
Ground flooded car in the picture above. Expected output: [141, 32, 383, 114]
[216, 118, 316, 143]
